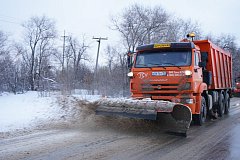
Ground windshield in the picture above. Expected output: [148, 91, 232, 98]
[135, 51, 192, 68]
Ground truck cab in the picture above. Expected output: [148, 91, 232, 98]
[129, 42, 203, 114]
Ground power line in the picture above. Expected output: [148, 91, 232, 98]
[0, 14, 19, 19]
[0, 19, 21, 25]
[0, 14, 22, 26]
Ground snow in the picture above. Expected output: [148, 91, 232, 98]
[0, 91, 102, 133]
[0, 92, 56, 132]
[72, 89, 102, 102]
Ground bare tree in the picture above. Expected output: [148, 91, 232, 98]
[99, 45, 130, 96]
[22, 15, 57, 90]
[179, 19, 202, 40]
[0, 31, 8, 55]
[111, 4, 169, 52]
[111, 4, 204, 52]
[0, 31, 11, 93]
[68, 36, 89, 77]
[165, 18, 202, 41]
[0, 34, 24, 94]
[55, 34, 90, 92]
[105, 45, 116, 74]
[11, 43, 28, 93]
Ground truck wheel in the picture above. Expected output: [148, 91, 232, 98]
[224, 93, 230, 114]
[217, 94, 225, 117]
[195, 96, 207, 126]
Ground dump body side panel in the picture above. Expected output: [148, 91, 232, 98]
[194, 40, 232, 90]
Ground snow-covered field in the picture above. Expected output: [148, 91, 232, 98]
[0, 91, 101, 133]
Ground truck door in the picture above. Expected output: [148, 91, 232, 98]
[193, 51, 203, 90]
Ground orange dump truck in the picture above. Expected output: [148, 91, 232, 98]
[96, 34, 232, 135]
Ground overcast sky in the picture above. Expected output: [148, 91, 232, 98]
[1, 0, 240, 64]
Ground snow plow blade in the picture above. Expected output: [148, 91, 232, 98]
[95, 99, 192, 135]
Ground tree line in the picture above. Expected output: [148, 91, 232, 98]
[0, 4, 239, 96]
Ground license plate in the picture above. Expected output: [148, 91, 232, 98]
[152, 71, 167, 76]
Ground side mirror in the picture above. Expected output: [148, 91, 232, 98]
[199, 61, 206, 68]
[127, 51, 134, 68]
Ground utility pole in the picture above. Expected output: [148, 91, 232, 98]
[61, 30, 69, 94]
[61, 30, 68, 72]
[93, 37, 108, 73]
[92, 37, 108, 94]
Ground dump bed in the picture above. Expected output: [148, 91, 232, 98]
[194, 40, 232, 89]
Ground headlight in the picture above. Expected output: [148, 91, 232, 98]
[127, 72, 133, 77]
[181, 98, 194, 104]
[185, 70, 192, 76]
[185, 98, 194, 104]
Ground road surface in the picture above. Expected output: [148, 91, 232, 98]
[1, 98, 240, 160]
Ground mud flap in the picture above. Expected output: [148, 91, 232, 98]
[170, 104, 192, 136]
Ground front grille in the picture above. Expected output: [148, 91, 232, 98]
[141, 82, 192, 101]
[141, 82, 191, 91]
[141, 83, 179, 91]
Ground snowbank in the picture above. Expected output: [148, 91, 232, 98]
[0, 92, 59, 132]
[0, 91, 103, 133]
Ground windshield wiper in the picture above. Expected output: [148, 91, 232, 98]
[161, 63, 181, 69]
[136, 64, 153, 69]
[148, 63, 166, 69]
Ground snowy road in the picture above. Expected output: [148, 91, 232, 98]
[0, 98, 240, 160]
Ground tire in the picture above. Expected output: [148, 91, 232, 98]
[217, 94, 225, 117]
[195, 96, 207, 126]
[224, 93, 230, 114]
